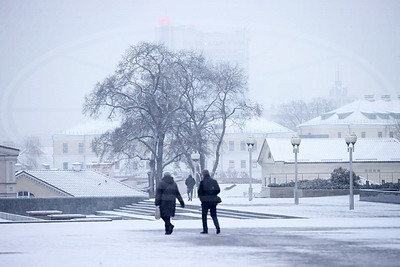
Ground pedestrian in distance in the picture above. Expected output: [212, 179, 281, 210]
[155, 172, 185, 235]
[185, 174, 196, 201]
[198, 169, 221, 234]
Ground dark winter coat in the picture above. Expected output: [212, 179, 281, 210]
[198, 175, 221, 204]
[185, 176, 196, 189]
[155, 175, 184, 217]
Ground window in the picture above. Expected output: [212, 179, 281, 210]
[378, 132, 382, 138]
[252, 160, 257, 168]
[268, 152, 272, 159]
[240, 141, 246, 151]
[361, 132, 366, 138]
[17, 191, 35, 198]
[253, 142, 257, 151]
[338, 112, 353, 119]
[63, 143, 68, 153]
[91, 141, 96, 152]
[337, 132, 342, 138]
[390, 132, 394, 138]
[228, 160, 235, 169]
[229, 141, 234, 151]
[63, 162, 68, 170]
[241, 160, 246, 169]
[79, 143, 84, 153]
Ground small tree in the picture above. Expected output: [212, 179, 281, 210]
[331, 167, 360, 187]
[18, 136, 44, 170]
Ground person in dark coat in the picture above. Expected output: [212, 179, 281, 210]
[197, 169, 221, 234]
[185, 174, 196, 201]
[155, 172, 185, 235]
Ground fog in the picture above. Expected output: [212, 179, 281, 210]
[1, 0, 399, 144]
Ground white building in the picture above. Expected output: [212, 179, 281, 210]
[0, 145, 19, 197]
[299, 95, 400, 139]
[211, 118, 294, 181]
[54, 118, 294, 181]
[258, 138, 400, 192]
[52, 120, 122, 176]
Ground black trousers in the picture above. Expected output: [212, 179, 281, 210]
[201, 203, 220, 232]
[161, 216, 172, 232]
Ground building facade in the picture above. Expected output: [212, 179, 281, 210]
[52, 120, 121, 176]
[210, 118, 294, 181]
[258, 138, 400, 192]
[0, 145, 19, 197]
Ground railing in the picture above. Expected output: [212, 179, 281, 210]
[264, 172, 400, 185]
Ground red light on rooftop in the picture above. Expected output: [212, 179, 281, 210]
[157, 18, 171, 24]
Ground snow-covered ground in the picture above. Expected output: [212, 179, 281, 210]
[1, 188, 400, 266]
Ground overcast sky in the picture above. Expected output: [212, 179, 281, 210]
[1, 0, 399, 144]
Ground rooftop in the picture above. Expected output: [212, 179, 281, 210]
[300, 97, 400, 126]
[17, 170, 147, 197]
[55, 120, 120, 136]
[226, 117, 294, 135]
[261, 137, 400, 163]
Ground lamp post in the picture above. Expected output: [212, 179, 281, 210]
[291, 136, 301, 205]
[191, 152, 200, 198]
[345, 133, 357, 210]
[246, 137, 256, 201]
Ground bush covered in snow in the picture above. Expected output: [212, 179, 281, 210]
[268, 167, 367, 189]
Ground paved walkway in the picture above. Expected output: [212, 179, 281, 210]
[1, 196, 399, 266]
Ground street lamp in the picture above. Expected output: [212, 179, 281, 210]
[191, 152, 200, 198]
[345, 133, 357, 210]
[246, 137, 256, 201]
[291, 136, 301, 205]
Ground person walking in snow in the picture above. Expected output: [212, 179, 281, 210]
[198, 169, 221, 234]
[155, 172, 185, 235]
[185, 174, 196, 201]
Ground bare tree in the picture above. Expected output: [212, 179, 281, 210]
[391, 118, 400, 140]
[209, 63, 261, 176]
[172, 54, 261, 177]
[83, 43, 186, 190]
[84, 42, 260, 193]
[273, 98, 339, 131]
[18, 136, 44, 170]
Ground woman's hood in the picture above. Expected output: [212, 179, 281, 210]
[162, 175, 174, 184]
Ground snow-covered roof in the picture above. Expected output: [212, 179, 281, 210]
[56, 120, 120, 135]
[226, 117, 294, 134]
[261, 138, 400, 163]
[300, 98, 400, 127]
[16, 170, 147, 197]
[0, 145, 19, 156]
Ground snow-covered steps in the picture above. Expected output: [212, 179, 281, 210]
[105, 199, 302, 220]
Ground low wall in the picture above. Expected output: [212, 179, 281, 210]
[0, 211, 40, 221]
[261, 187, 359, 198]
[0, 196, 148, 216]
[359, 189, 400, 204]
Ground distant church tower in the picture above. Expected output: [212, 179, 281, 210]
[329, 66, 351, 105]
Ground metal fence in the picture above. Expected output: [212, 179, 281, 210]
[265, 172, 400, 185]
